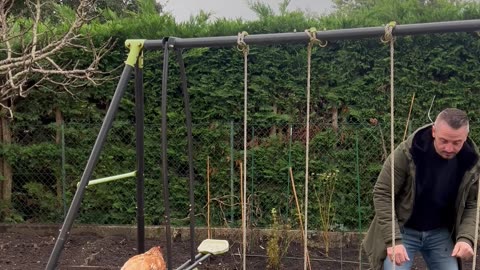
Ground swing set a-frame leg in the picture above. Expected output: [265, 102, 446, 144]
[44, 39, 145, 270]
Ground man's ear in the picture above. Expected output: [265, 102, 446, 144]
[432, 125, 436, 138]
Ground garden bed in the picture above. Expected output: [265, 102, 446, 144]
[0, 224, 476, 269]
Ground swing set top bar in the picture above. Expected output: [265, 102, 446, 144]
[143, 19, 480, 50]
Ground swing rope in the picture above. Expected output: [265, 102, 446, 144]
[382, 21, 397, 268]
[303, 28, 327, 270]
[473, 21, 480, 265]
[473, 175, 480, 269]
[237, 30, 249, 270]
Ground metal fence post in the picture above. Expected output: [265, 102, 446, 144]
[230, 121, 234, 223]
[61, 122, 66, 218]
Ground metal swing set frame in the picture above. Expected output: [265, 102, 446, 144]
[45, 19, 480, 270]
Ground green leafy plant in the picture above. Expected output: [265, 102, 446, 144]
[23, 182, 62, 222]
[0, 200, 23, 223]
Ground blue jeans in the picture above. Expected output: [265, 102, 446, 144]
[383, 227, 458, 270]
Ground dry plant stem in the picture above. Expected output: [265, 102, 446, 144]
[378, 124, 388, 160]
[327, 177, 336, 254]
[289, 167, 312, 270]
[207, 156, 211, 239]
[314, 172, 336, 255]
[208, 196, 233, 227]
[403, 93, 415, 141]
[314, 188, 328, 253]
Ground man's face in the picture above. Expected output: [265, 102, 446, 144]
[432, 120, 468, 159]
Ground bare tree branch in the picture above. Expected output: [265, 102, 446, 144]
[0, 0, 115, 116]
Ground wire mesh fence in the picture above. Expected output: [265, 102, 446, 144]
[4, 118, 477, 234]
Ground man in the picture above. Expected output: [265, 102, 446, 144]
[362, 108, 480, 270]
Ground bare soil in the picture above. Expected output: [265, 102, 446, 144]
[0, 227, 477, 269]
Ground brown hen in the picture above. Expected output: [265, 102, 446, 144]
[121, 246, 166, 270]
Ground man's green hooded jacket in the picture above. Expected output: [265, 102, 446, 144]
[362, 124, 480, 269]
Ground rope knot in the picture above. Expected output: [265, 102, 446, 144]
[237, 31, 249, 54]
[381, 21, 397, 44]
[305, 27, 328, 48]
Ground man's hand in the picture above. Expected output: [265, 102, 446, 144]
[451, 241, 474, 259]
[387, 244, 410, 266]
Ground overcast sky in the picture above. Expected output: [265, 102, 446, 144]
[162, 0, 335, 22]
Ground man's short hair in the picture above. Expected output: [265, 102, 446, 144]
[435, 108, 469, 130]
